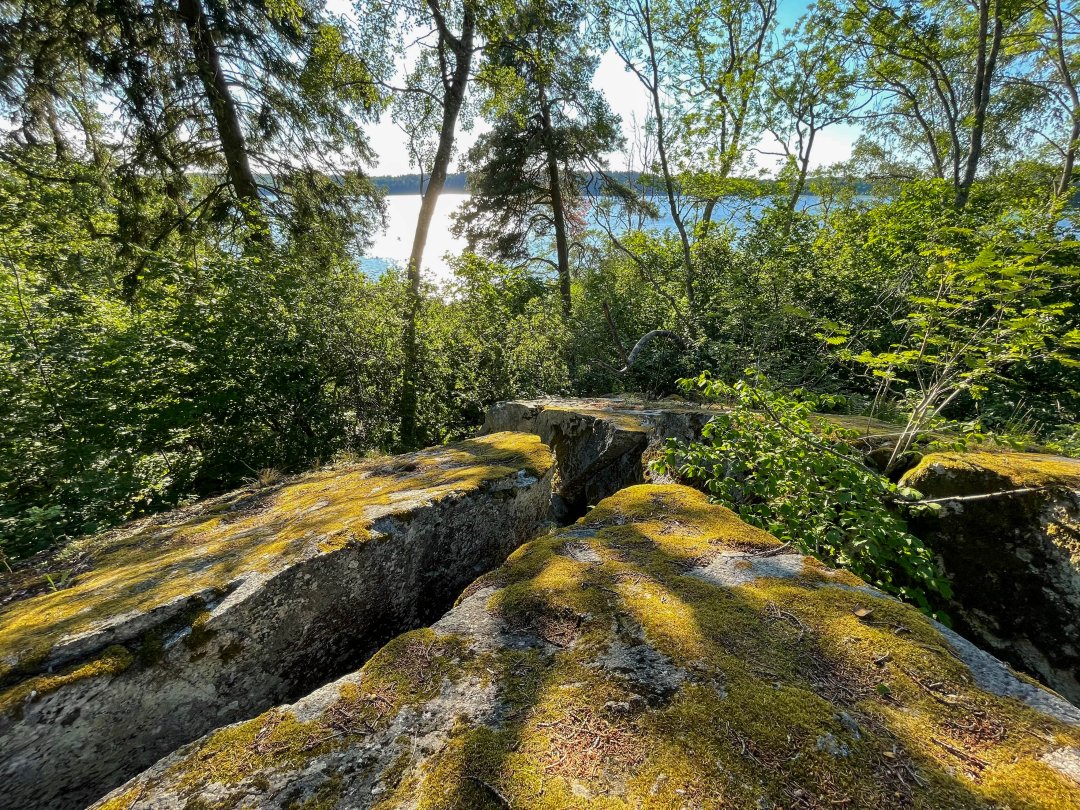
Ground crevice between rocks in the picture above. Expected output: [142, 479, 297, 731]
[1, 454, 556, 810]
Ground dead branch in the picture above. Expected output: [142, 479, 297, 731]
[619, 329, 689, 373]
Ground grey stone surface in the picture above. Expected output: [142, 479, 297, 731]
[1043, 747, 1080, 786]
[903, 451, 1080, 703]
[932, 620, 1080, 726]
[483, 397, 718, 517]
[0, 433, 554, 810]
[689, 552, 807, 587]
[92, 485, 1080, 810]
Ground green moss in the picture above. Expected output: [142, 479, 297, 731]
[167, 709, 325, 791]
[142, 628, 472, 804]
[981, 761, 1080, 809]
[286, 775, 343, 810]
[108, 483, 1080, 808]
[0, 645, 133, 718]
[369, 747, 417, 810]
[94, 787, 142, 810]
[407, 484, 1080, 808]
[904, 450, 1080, 496]
[184, 611, 216, 650]
[0, 432, 551, 685]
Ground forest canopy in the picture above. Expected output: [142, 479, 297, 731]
[1, 0, 1077, 570]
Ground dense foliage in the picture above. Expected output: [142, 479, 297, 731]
[1, 0, 1078, 597]
[652, 373, 949, 611]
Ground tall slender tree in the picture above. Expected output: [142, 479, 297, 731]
[834, 0, 1025, 207]
[377, 0, 478, 448]
[455, 0, 621, 318]
[1027, 0, 1080, 196]
[0, 0, 389, 250]
[762, 9, 859, 215]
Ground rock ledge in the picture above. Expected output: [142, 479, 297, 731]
[0, 432, 554, 810]
[96, 485, 1080, 810]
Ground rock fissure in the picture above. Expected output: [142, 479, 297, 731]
[0, 432, 555, 810]
[4, 399, 1080, 810]
[92, 485, 1080, 809]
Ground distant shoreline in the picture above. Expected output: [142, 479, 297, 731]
[370, 171, 874, 196]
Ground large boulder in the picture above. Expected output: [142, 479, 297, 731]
[95, 484, 1080, 810]
[483, 396, 900, 519]
[0, 433, 554, 810]
[902, 450, 1080, 704]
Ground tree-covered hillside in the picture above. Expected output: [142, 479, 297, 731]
[1, 0, 1077, 566]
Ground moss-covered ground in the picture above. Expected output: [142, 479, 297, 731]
[99, 484, 1080, 810]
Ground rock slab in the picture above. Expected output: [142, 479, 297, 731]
[482, 397, 715, 517]
[0, 432, 554, 810]
[95, 485, 1080, 810]
[483, 396, 900, 520]
[903, 450, 1080, 704]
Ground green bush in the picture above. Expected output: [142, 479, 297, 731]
[652, 372, 950, 613]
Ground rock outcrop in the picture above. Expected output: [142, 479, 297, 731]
[0, 433, 554, 810]
[483, 397, 900, 519]
[483, 397, 691, 518]
[95, 485, 1080, 810]
[902, 451, 1080, 704]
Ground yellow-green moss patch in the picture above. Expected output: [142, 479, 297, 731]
[407, 484, 1080, 808]
[94, 787, 142, 810]
[99, 483, 1080, 809]
[0, 432, 549, 684]
[0, 645, 133, 718]
[904, 450, 1080, 496]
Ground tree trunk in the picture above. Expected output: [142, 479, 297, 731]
[787, 127, 817, 215]
[399, 2, 475, 449]
[642, 2, 694, 311]
[955, 0, 1002, 208]
[1059, 114, 1080, 198]
[178, 0, 262, 220]
[1049, 0, 1080, 197]
[539, 86, 572, 318]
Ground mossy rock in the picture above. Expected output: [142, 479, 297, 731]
[0, 432, 555, 810]
[904, 451, 1080, 498]
[902, 451, 1080, 705]
[483, 397, 900, 520]
[95, 484, 1080, 810]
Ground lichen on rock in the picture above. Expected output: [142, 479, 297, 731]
[94, 484, 1080, 810]
[0, 431, 555, 810]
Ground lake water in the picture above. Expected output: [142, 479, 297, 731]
[361, 192, 828, 281]
[360, 194, 471, 281]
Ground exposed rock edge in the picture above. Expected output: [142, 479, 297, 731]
[0, 432, 554, 810]
[94, 484, 1080, 810]
[903, 451, 1080, 704]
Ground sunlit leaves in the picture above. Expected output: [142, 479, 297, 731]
[652, 372, 950, 613]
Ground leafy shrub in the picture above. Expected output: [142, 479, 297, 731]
[652, 372, 950, 612]
[1047, 423, 1080, 458]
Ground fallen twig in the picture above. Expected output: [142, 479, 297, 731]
[465, 775, 512, 808]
